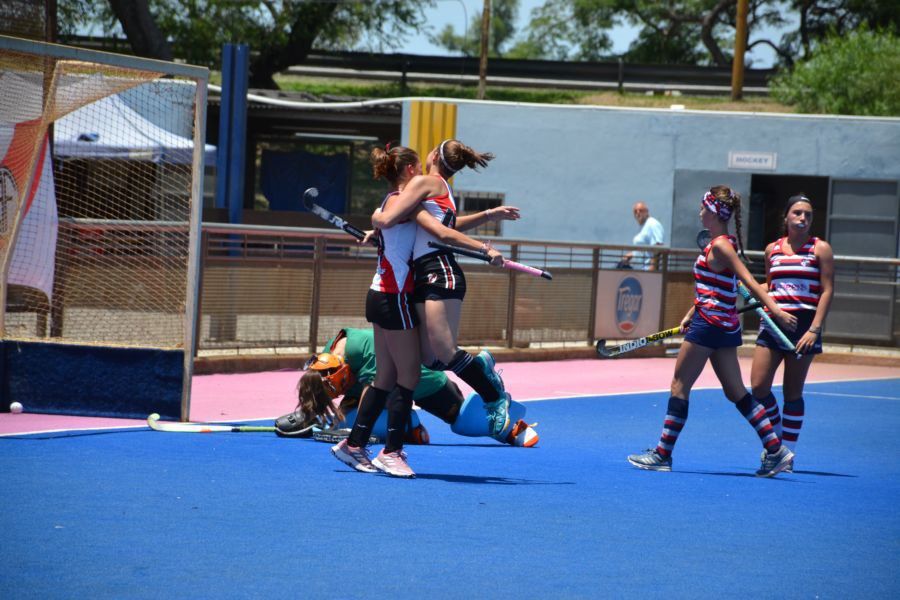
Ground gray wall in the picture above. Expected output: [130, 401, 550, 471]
[404, 100, 900, 251]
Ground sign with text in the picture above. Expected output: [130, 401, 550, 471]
[594, 271, 663, 339]
[728, 151, 777, 170]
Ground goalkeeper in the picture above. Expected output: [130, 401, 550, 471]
[275, 327, 537, 447]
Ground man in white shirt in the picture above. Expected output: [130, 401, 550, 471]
[620, 201, 665, 270]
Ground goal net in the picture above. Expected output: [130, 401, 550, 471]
[0, 36, 208, 420]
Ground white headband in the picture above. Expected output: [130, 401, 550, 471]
[438, 140, 458, 176]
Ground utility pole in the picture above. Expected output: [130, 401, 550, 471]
[731, 0, 749, 100]
[477, 0, 490, 100]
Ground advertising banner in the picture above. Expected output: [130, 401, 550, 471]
[593, 270, 663, 339]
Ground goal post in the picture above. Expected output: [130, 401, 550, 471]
[0, 35, 208, 421]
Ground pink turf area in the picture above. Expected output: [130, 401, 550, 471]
[1, 357, 896, 436]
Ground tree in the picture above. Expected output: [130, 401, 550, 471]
[514, 0, 900, 66]
[512, 0, 617, 61]
[58, 0, 433, 88]
[771, 28, 900, 116]
[431, 0, 520, 57]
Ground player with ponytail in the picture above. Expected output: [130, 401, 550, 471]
[372, 139, 521, 440]
[628, 185, 799, 477]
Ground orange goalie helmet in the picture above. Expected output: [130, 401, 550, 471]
[303, 353, 355, 399]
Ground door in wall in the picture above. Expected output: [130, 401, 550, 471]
[826, 179, 899, 343]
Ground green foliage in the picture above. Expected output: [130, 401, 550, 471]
[150, 0, 428, 68]
[275, 78, 584, 104]
[431, 0, 520, 57]
[771, 28, 900, 116]
[514, 0, 616, 60]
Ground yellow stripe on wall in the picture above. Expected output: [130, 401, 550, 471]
[409, 101, 456, 174]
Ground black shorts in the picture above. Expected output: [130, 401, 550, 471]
[756, 309, 822, 355]
[413, 252, 467, 302]
[365, 289, 418, 330]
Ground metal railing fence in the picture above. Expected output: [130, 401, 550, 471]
[8, 222, 896, 352]
[194, 224, 899, 354]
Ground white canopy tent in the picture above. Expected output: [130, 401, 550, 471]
[53, 94, 215, 165]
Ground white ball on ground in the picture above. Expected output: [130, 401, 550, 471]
[10, 402, 24, 414]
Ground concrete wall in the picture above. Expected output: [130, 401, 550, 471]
[404, 100, 900, 251]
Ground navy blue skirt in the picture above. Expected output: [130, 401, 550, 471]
[684, 310, 742, 349]
[756, 309, 822, 354]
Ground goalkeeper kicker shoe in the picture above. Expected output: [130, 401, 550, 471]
[475, 349, 505, 396]
[484, 392, 511, 437]
[756, 445, 794, 477]
[505, 419, 539, 447]
[331, 439, 377, 473]
[627, 448, 672, 471]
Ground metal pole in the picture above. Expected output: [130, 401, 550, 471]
[477, 0, 490, 100]
[731, 0, 749, 101]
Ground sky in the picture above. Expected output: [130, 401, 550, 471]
[397, 0, 786, 68]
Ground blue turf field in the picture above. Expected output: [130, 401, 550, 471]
[2, 378, 898, 598]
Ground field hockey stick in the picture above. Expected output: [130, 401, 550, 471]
[311, 427, 379, 444]
[302, 187, 379, 247]
[737, 283, 798, 354]
[427, 241, 553, 280]
[595, 301, 762, 358]
[696, 228, 712, 248]
[147, 413, 277, 433]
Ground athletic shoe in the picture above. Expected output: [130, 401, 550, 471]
[405, 423, 430, 445]
[331, 439, 377, 473]
[373, 449, 416, 478]
[760, 449, 794, 473]
[274, 409, 314, 438]
[756, 445, 795, 477]
[505, 419, 539, 447]
[627, 448, 672, 471]
[484, 392, 511, 437]
[475, 349, 505, 395]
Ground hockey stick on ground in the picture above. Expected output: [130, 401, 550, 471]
[311, 427, 379, 444]
[595, 301, 763, 358]
[147, 413, 277, 433]
[427, 240, 553, 280]
[302, 187, 379, 247]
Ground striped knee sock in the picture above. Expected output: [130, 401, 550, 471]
[781, 397, 805, 451]
[756, 392, 782, 439]
[735, 394, 781, 453]
[655, 396, 689, 458]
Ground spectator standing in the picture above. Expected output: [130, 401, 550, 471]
[621, 201, 665, 270]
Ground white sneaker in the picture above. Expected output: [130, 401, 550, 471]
[331, 439, 377, 473]
[373, 449, 415, 478]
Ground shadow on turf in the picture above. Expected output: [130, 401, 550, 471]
[413, 472, 575, 485]
[675, 468, 857, 479]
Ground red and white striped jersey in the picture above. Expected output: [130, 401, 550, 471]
[768, 236, 821, 312]
[693, 235, 739, 331]
[371, 192, 416, 294]
[413, 175, 457, 260]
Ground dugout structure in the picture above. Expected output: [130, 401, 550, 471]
[0, 36, 208, 420]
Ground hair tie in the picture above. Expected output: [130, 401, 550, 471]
[438, 140, 458, 176]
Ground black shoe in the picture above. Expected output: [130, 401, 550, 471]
[274, 410, 315, 438]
